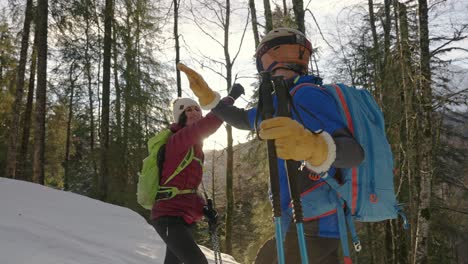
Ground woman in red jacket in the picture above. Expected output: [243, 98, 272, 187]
[151, 88, 243, 264]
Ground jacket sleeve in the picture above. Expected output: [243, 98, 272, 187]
[169, 97, 234, 150]
[331, 128, 364, 168]
[292, 87, 364, 169]
[211, 99, 253, 131]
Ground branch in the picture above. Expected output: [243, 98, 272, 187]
[186, 1, 224, 47]
[434, 206, 468, 215]
[159, 0, 174, 31]
[432, 47, 468, 56]
[428, 0, 448, 11]
[188, 15, 224, 47]
[430, 25, 468, 56]
[305, 9, 337, 53]
[432, 87, 468, 110]
[192, 57, 227, 81]
[231, 9, 250, 66]
[195, 1, 225, 30]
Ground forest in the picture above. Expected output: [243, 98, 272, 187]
[0, 0, 467, 263]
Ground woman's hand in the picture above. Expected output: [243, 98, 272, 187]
[177, 63, 220, 109]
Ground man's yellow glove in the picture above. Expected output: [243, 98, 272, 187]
[259, 117, 336, 173]
[177, 63, 220, 109]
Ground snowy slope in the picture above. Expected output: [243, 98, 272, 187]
[0, 177, 239, 264]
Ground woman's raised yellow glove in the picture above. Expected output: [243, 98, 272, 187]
[259, 117, 336, 173]
[177, 63, 220, 109]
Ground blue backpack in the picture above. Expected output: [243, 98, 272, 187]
[291, 83, 409, 260]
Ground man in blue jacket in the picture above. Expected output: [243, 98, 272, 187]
[178, 27, 364, 264]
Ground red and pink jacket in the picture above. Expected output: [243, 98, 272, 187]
[151, 98, 233, 224]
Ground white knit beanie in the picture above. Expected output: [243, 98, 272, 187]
[172, 97, 200, 123]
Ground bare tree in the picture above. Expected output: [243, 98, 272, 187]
[249, 0, 260, 48]
[17, 28, 38, 181]
[263, 0, 273, 32]
[291, 0, 305, 33]
[5, 0, 34, 179]
[99, 0, 113, 200]
[64, 62, 79, 191]
[187, 0, 249, 253]
[174, 0, 182, 97]
[84, 0, 98, 177]
[113, 16, 122, 144]
[32, 0, 49, 185]
[413, 0, 434, 262]
[282, 0, 287, 16]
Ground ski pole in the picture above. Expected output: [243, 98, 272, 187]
[272, 75, 309, 264]
[259, 71, 285, 264]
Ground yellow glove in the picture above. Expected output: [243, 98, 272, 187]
[259, 117, 336, 173]
[177, 63, 220, 109]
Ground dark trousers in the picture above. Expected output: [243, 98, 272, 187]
[152, 216, 208, 264]
[255, 224, 340, 264]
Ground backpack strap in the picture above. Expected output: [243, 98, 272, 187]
[156, 186, 197, 201]
[335, 195, 352, 264]
[162, 147, 202, 185]
[157, 147, 204, 201]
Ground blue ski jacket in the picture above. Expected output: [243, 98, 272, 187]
[213, 74, 364, 238]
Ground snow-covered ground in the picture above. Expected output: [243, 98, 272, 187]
[0, 177, 239, 264]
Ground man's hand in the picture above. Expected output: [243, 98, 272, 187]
[229, 83, 245, 100]
[177, 63, 220, 109]
[259, 117, 330, 168]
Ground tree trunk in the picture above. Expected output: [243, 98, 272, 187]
[225, 124, 234, 254]
[367, 224, 376, 264]
[0, 32, 3, 81]
[64, 63, 76, 191]
[282, 0, 287, 16]
[291, 0, 305, 33]
[113, 18, 122, 144]
[122, 11, 133, 170]
[413, 0, 433, 262]
[396, 4, 418, 262]
[85, 2, 97, 178]
[99, 0, 113, 201]
[32, 0, 48, 185]
[248, 0, 260, 48]
[263, 0, 273, 32]
[174, 0, 181, 97]
[223, 0, 234, 254]
[5, 0, 34, 179]
[381, 0, 392, 106]
[17, 29, 38, 181]
[211, 148, 216, 206]
[367, 0, 382, 101]
[135, 0, 143, 160]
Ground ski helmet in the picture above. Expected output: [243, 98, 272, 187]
[255, 27, 312, 74]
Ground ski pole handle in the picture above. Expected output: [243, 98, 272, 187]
[272, 76, 305, 224]
[259, 71, 282, 218]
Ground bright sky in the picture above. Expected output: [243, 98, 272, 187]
[172, 0, 468, 151]
[0, 177, 240, 264]
[1, 0, 466, 151]
[171, 0, 367, 151]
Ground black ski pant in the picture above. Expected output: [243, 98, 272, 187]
[152, 216, 208, 264]
[255, 222, 340, 264]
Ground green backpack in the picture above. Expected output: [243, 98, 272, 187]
[137, 129, 200, 210]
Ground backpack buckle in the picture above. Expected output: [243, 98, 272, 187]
[156, 187, 178, 201]
[353, 241, 362, 252]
